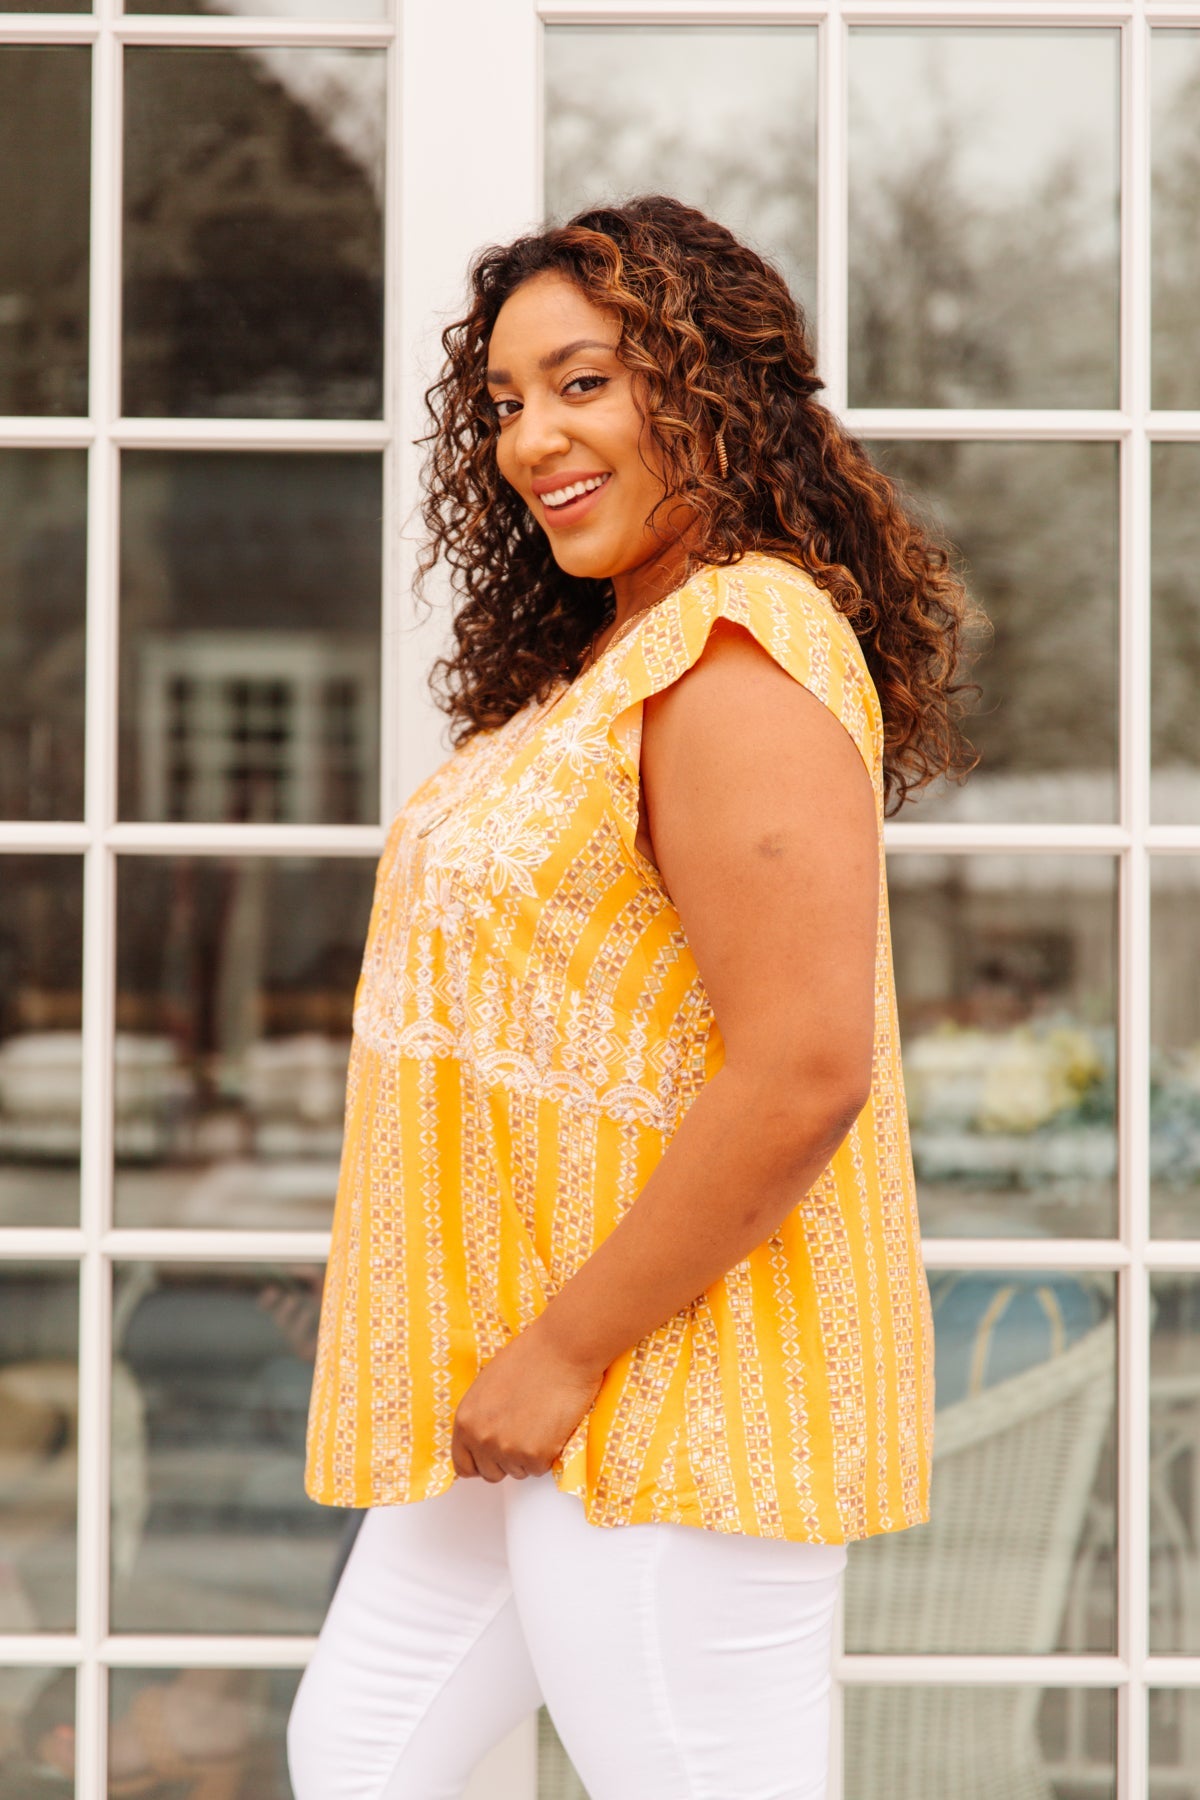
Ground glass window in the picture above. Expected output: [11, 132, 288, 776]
[891, 854, 1118, 1238]
[843, 1685, 1115, 1800]
[849, 28, 1120, 409]
[123, 48, 384, 419]
[1151, 444, 1200, 825]
[1150, 1689, 1200, 1798]
[844, 1268, 1116, 1655]
[0, 859, 84, 1229]
[1152, 859, 1200, 1238]
[118, 452, 382, 825]
[106, 1667, 300, 1798]
[113, 856, 373, 1229]
[0, 1668, 76, 1796]
[0, 450, 88, 821]
[111, 1263, 349, 1634]
[1152, 32, 1200, 410]
[0, 47, 90, 415]
[1150, 1277, 1200, 1654]
[545, 27, 818, 321]
[868, 440, 1119, 825]
[0, 1265, 80, 1633]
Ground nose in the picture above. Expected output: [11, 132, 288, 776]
[511, 395, 571, 469]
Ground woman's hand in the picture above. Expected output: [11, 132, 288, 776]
[450, 1325, 604, 1483]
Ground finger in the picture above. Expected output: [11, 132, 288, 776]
[451, 1438, 479, 1480]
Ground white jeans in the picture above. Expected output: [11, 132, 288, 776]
[287, 1471, 847, 1800]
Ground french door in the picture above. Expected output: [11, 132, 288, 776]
[0, 1, 1197, 1796]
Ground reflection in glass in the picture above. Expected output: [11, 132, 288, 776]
[845, 1269, 1116, 1658]
[1149, 1690, 1200, 1798]
[0, 451, 88, 821]
[843, 1685, 1115, 1800]
[0, 48, 90, 415]
[0, 1266, 79, 1633]
[868, 439, 1119, 824]
[849, 28, 1119, 408]
[113, 856, 372, 1229]
[1152, 861, 1200, 1237]
[119, 452, 381, 824]
[891, 854, 1117, 1237]
[1150, 1278, 1200, 1654]
[1151, 445, 1200, 824]
[106, 1669, 301, 1800]
[124, 49, 384, 418]
[545, 27, 817, 319]
[0, 1669, 74, 1799]
[112, 1264, 348, 1634]
[0, 859, 84, 1229]
[1152, 32, 1200, 409]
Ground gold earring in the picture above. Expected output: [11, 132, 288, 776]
[715, 430, 729, 479]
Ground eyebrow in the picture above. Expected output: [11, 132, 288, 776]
[484, 338, 618, 386]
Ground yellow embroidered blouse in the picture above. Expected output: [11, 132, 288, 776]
[305, 550, 934, 1542]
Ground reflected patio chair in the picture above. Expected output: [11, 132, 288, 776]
[842, 1313, 1115, 1800]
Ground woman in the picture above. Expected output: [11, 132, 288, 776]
[289, 194, 975, 1800]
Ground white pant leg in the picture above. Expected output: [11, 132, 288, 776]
[503, 1473, 846, 1800]
[287, 1480, 542, 1800]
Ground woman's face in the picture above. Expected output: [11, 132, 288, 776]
[486, 271, 696, 589]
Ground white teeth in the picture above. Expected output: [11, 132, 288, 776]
[542, 474, 608, 509]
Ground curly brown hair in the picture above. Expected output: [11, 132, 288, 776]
[416, 194, 979, 813]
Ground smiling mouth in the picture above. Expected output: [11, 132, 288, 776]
[539, 472, 612, 514]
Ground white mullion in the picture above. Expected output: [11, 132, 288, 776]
[846, 407, 1129, 440]
[112, 419, 389, 451]
[76, 0, 121, 1790]
[536, 0, 1136, 19]
[98, 1228, 331, 1262]
[378, 18, 403, 825]
[816, 6, 847, 412]
[100, 1634, 315, 1668]
[1117, 8, 1153, 1798]
[884, 822, 1129, 851]
[922, 1239, 1131, 1270]
[115, 14, 394, 47]
[838, 1652, 1129, 1684]
[0, 417, 94, 446]
[104, 822, 384, 855]
[0, 14, 98, 42]
[1148, 411, 1200, 440]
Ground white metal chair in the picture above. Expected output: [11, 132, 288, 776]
[842, 1315, 1116, 1799]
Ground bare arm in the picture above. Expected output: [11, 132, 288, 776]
[528, 616, 879, 1375]
[451, 616, 880, 1480]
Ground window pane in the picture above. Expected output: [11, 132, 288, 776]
[843, 1686, 1115, 1799]
[0, 859, 84, 1228]
[113, 855, 372, 1229]
[112, 1263, 349, 1633]
[545, 27, 817, 321]
[119, 452, 382, 824]
[0, 1265, 79, 1632]
[849, 29, 1119, 408]
[129, 0, 383, 14]
[0, 48, 90, 415]
[1152, 860, 1200, 1237]
[868, 440, 1119, 824]
[0, 1668, 75, 1794]
[1152, 32, 1200, 409]
[844, 1269, 1115, 1653]
[0, 450, 87, 821]
[1151, 444, 1200, 823]
[1150, 1690, 1200, 1798]
[107, 1668, 300, 1799]
[123, 48, 384, 419]
[1150, 1277, 1200, 1653]
[892, 852, 1117, 1239]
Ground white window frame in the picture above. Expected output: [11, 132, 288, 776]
[0, 0, 1198, 1794]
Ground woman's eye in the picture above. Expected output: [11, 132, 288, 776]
[564, 375, 607, 397]
[492, 398, 520, 419]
